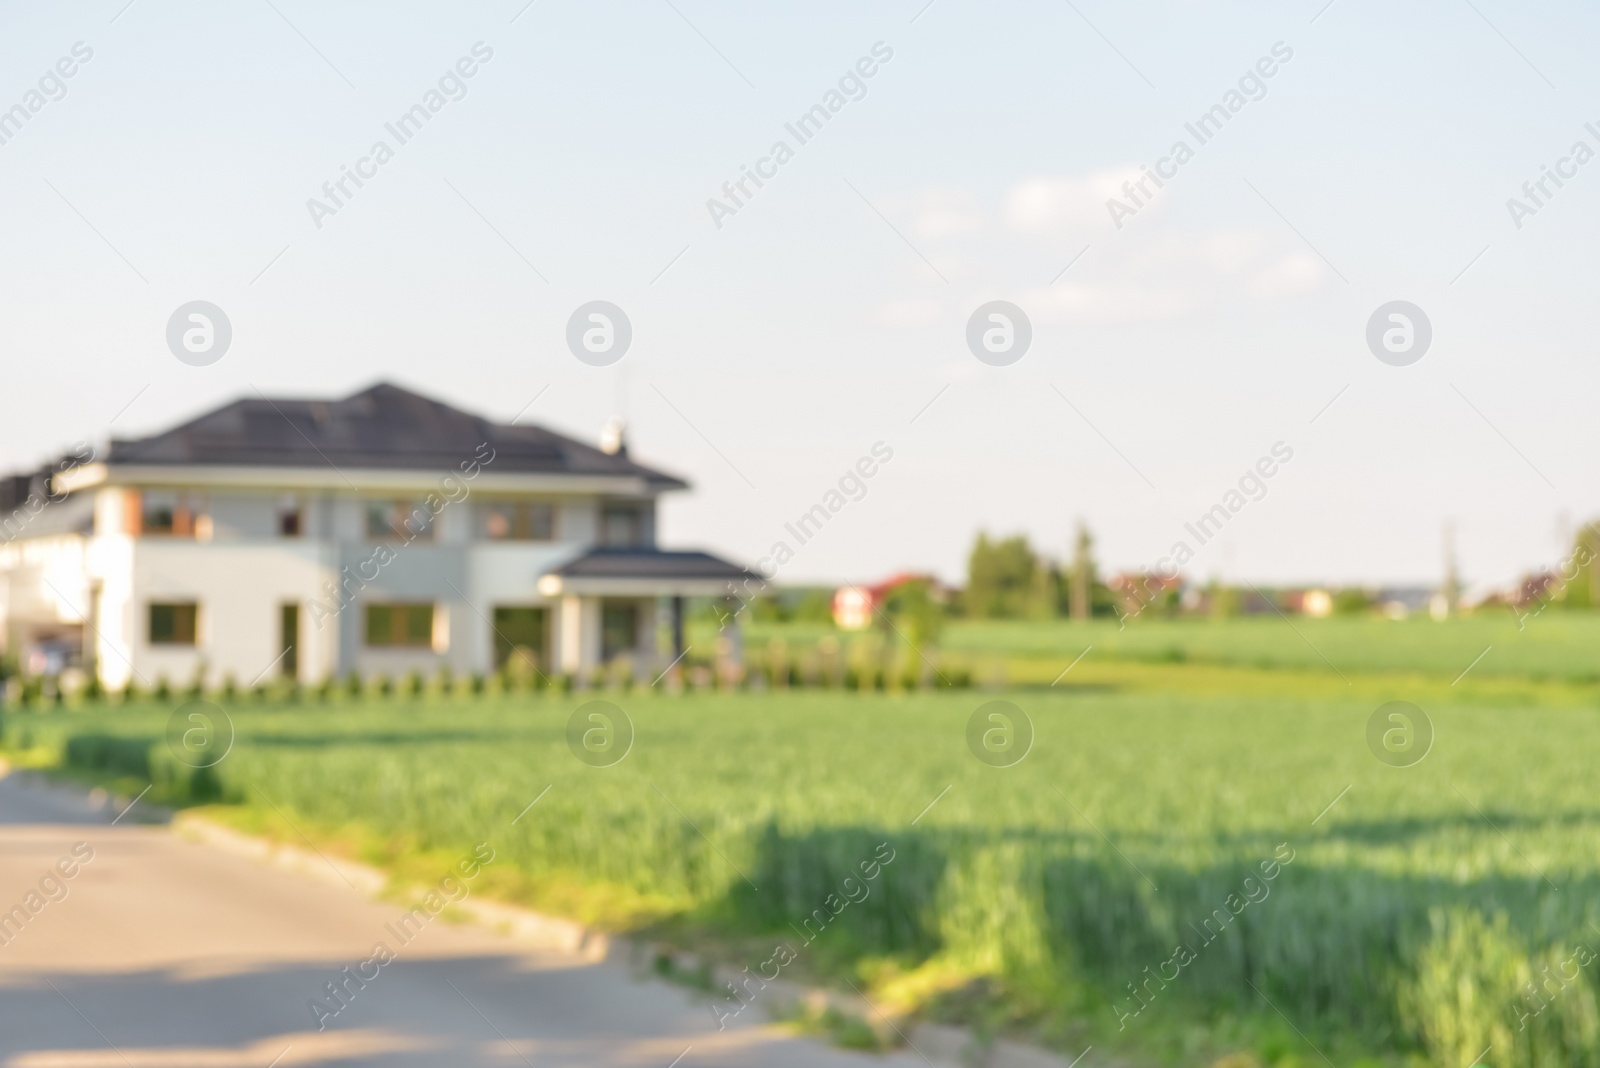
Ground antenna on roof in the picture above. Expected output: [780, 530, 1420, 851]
[601, 367, 630, 456]
[1433, 521, 1459, 620]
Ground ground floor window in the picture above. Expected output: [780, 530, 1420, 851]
[492, 606, 546, 671]
[364, 603, 435, 648]
[280, 603, 299, 677]
[148, 602, 198, 645]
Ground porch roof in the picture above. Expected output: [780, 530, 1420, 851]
[538, 547, 758, 597]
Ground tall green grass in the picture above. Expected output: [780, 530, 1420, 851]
[3, 668, 1595, 1066]
[945, 615, 1600, 683]
[711, 615, 1600, 685]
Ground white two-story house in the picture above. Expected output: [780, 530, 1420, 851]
[0, 382, 750, 689]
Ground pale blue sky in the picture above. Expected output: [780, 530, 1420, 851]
[1, 0, 1594, 591]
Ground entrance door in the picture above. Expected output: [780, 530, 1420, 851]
[492, 607, 546, 672]
[279, 603, 299, 680]
[600, 600, 639, 662]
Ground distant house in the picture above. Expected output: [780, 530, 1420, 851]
[1285, 585, 1436, 619]
[1296, 589, 1333, 617]
[831, 573, 943, 630]
[831, 587, 873, 631]
[0, 382, 750, 687]
[1374, 586, 1436, 619]
[1106, 571, 1182, 616]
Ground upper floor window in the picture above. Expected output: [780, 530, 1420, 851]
[484, 501, 556, 541]
[138, 491, 201, 537]
[366, 500, 433, 542]
[278, 494, 302, 537]
[601, 505, 643, 547]
[149, 602, 198, 645]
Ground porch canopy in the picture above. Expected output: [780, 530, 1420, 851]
[536, 547, 758, 598]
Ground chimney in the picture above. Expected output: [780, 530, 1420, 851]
[599, 416, 628, 457]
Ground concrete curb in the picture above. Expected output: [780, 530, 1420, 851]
[175, 812, 1088, 1067]
[173, 813, 388, 895]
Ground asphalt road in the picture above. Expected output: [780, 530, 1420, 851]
[0, 771, 928, 1068]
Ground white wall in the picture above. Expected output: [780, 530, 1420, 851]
[86, 533, 133, 688]
[119, 538, 334, 688]
[0, 533, 89, 625]
[1, 482, 667, 686]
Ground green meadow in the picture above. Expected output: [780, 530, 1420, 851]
[4, 615, 1598, 1067]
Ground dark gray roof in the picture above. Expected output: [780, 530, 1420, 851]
[103, 382, 687, 489]
[0, 494, 94, 542]
[555, 547, 755, 582]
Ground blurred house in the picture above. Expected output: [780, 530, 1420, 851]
[1280, 591, 1331, 617]
[0, 382, 751, 687]
[1513, 570, 1559, 609]
[1106, 571, 1183, 617]
[1282, 585, 1436, 618]
[1374, 586, 1436, 619]
[832, 573, 945, 630]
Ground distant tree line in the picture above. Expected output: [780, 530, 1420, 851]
[963, 527, 1119, 620]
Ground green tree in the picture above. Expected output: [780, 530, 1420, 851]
[882, 578, 944, 651]
[966, 532, 1037, 619]
[1556, 523, 1600, 609]
[1333, 587, 1372, 615]
[789, 587, 836, 623]
[1208, 581, 1241, 618]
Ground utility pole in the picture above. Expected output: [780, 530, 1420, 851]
[1440, 522, 1459, 619]
[1070, 522, 1091, 622]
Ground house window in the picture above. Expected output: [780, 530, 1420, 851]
[366, 501, 433, 542]
[280, 603, 299, 678]
[278, 499, 302, 537]
[144, 502, 175, 534]
[492, 606, 546, 670]
[601, 505, 642, 547]
[484, 501, 555, 541]
[149, 603, 198, 645]
[139, 492, 200, 537]
[364, 603, 436, 648]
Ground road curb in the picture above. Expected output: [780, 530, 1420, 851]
[173, 812, 1089, 1067]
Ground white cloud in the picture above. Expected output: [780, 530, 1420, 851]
[1007, 169, 1147, 234]
[908, 189, 985, 239]
[1018, 229, 1324, 323]
[866, 183, 1324, 330]
[876, 189, 985, 240]
[1245, 253, 1323, 298]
